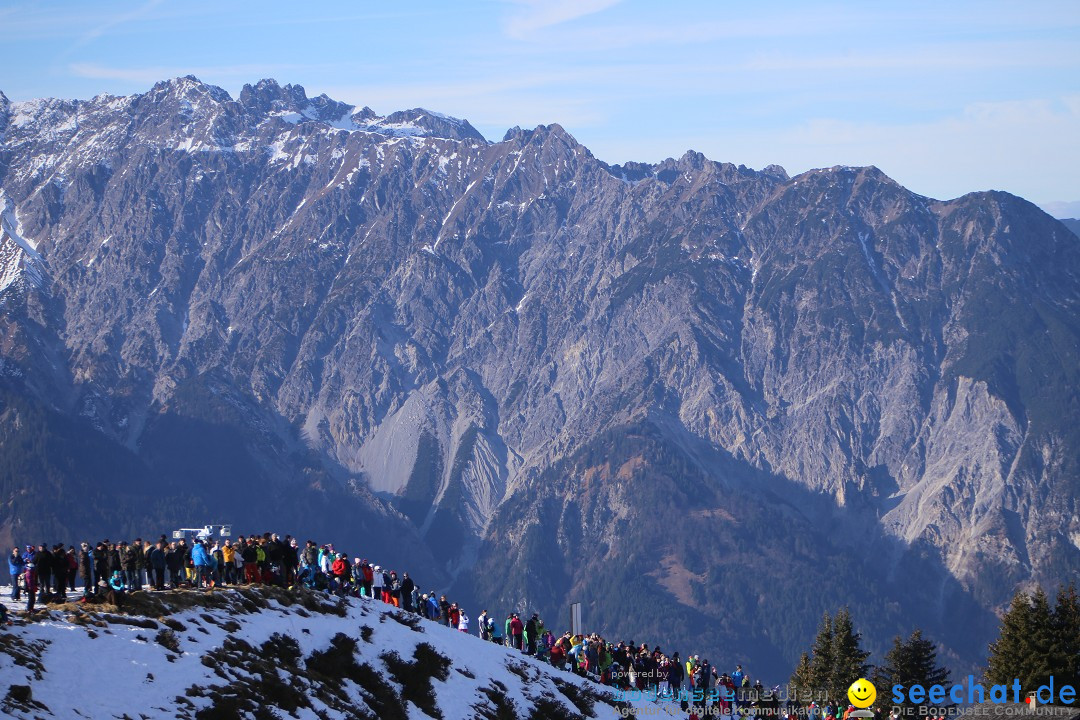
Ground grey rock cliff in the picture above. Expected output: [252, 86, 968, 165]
[1, 77, 1078, 675]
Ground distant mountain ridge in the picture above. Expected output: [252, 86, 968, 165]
[1, 77, 1079, 678]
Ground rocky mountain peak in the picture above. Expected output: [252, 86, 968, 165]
[148, 75, 232, 106]
[762, 163, 790, 180]
[601, 159, 654, 183]
[379, 108, 486, 142]
[238, 78, 353, 124]
[677, 149, 707, 170]
[234, 79, 484, 141]
[501, 123, 576, 146]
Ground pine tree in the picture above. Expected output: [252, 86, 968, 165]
[829, 607, 870, 704]
[869, 662, 892, 711]
[881, 629, 951, 711]
[985, 587, 1062, 695]
[1052, 583, 1080, 692]
[986, 589, 1034, 689]
[808, 611, 834, 705]
[1025, 587, 1059, 689]
[791, 652, 814, 705]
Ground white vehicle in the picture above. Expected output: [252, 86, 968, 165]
[172, 524, 232, 541]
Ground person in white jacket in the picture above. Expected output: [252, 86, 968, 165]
[458, 609, 469, 632]
[372, 565, 384, 602]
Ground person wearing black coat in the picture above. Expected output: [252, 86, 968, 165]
[439, 596, 451, 626]
[148, 541, 167, 591]
[282, 537, 299, 586]
[120, 542, 138, 591]
[668, 652, 685, 696]
[698, 659, 714, 698]
[176, 539, 191, 584]
[241, 541, 259, 584]
[388, 571, 401, 607]
[92, 542, 108, 586]
[78, 543, 93, 597]
[165, 542, 183, 589]
[108, 544, 122, 585]
[133, 539, 147, 590]
[400, 572, 415, 612]
[52, 545, 68, 597]
[65, 547, 77, 593]
[35, 544, 52, 602]
[266, 534, 283, 570]
[524, 617, 537, 656]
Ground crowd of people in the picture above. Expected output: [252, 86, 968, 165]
[6, 533, 340, 613]
[3, 530, 808, 719]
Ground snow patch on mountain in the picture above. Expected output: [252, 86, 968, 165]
[0, 586, 640, 720]
[0, 191, 46, 295]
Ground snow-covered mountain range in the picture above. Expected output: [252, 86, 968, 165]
[1, 77, 1079, 677]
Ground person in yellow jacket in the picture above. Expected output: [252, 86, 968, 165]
[221, 540, 236, 585]
[569, 634, 584, 673]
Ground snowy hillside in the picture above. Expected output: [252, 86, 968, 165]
[0, 586, 677, 719]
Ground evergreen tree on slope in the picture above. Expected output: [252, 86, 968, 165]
[880, 629, 951, 712]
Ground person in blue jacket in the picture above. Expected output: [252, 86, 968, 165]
[107, 569, 126, 608]
[731, 663, 744, 708]
[191, 539, 211, 589]
[8, 547, 25, 602]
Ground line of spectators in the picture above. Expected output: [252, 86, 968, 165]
[6, 534, 778, 719]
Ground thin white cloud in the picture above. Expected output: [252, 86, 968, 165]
[497, 4, 1080, 55]
[503, 0, 622, 38]
[64, 0, 164, 55]
[86, 0, 162, 40]
[744, 40, 1080, 73]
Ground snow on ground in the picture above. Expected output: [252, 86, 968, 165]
[0, 586, 695, 719]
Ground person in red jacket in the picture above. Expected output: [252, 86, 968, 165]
[331, 553, 349, 594]
[509, 613, 525, 651]
[550, 639, 567, 669]
[361, 560, 374, 598]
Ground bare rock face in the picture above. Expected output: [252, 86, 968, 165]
[1, 77, 1078, 676]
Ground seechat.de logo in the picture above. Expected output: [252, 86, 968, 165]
[849, 679, 877, 709]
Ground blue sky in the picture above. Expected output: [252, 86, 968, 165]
[2, 0, 1078, 212]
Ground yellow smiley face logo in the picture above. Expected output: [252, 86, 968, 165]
[848, 678, 876, 708]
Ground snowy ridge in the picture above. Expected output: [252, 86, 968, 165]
[0, 586, 675, 720]
[1, 77, 486, 189]
[269, 106, 465, 139]
[267, 105, 483, 142]
[0, 191, 45, 296]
